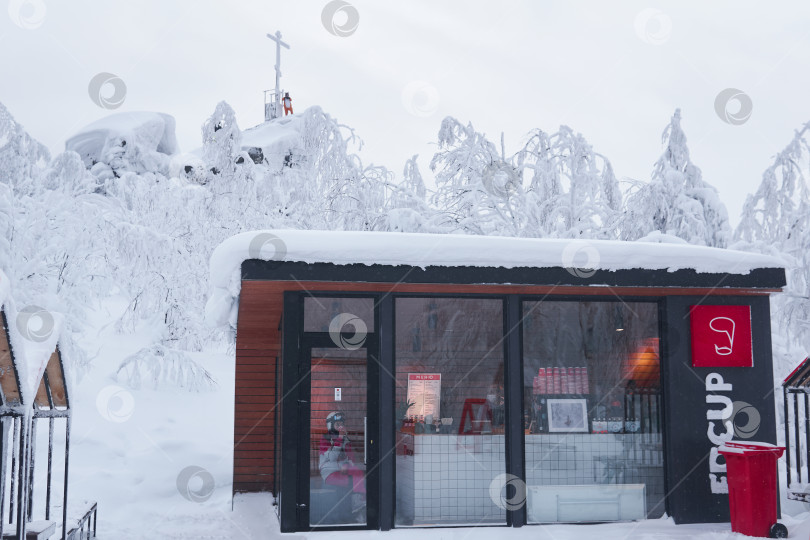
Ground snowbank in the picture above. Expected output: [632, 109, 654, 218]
[65, 111, 178, 173]
[205, 229, 786, 328]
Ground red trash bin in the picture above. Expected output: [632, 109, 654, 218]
[718, 441, 787, 538]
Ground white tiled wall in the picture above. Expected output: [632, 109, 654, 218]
[395, 432, 666, 526]
[396, 434, 506, 525]
[525, 432, 665, 520]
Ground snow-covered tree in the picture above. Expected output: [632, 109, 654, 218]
[736, 122, 810, 247]
[0, 112, 115, 374]
[93, 105, 406, 352]
[515, 125, 621, 238]
[430, 117, 523, 235]
[736, 121, 810, 356]
[381, 155, 433, 233]
[621, 109, 731, 247]
[0, 101, 50, 192]
[202, 101, 242, 179]
[429, 117, 621, 238]
[0, 100, 427, 388]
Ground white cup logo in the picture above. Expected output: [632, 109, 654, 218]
[482, 162, 519, 198]
[96, 385, 135, 423]
[634, 8, 672, 45]
[247, 232, 287, 261]
[401, 80, 440, 118]
[709, 316, 735, 355]
[321, 0, 359, 37]
[715, 88, 753, 126]
[731, 401, 760, 439]
[561, 243, 600, 278]
[329, 313, 367, 350]
[88, 72, 127, 110]
[16, 305, 54, 343]
[489, 473, 526, 511]
[176, 465, 215, 503]
[8, 0, 46, 29]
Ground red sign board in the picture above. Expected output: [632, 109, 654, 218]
[408, 374, 440, 381]
[690, 305, 753, 367]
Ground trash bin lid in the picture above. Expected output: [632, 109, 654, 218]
[719, 441, 785, 456]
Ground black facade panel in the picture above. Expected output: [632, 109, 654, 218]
[279, 292, 301, 532]
[662, 295, 777, 524]
[378, 295, 395, 531]
[242, 260, 786, 290]
[504, 295, 526, 527]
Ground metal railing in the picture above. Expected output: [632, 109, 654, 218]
[784, 387, 810, 500]
[65, 502, 97, 540]
[264, 90, 281, 122]
[1, 413, 29, 539]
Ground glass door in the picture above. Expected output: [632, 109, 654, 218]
[298, 338, 372, 528]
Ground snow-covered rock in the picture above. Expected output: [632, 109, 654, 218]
[65, 111, 178, 175]
[240, 114, 304, 168]
[169, 152, 208, 184]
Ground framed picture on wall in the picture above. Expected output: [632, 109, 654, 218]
[547, 398, 589, 432]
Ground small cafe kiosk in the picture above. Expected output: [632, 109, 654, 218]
[207, 230, 786, 532]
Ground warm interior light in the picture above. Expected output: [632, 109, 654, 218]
[623, 337, 660, 388]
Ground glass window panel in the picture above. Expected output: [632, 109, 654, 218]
[303, 297, 375, 334]
[522, 301, 664, 523]
[309, 348, 367, 526]
[394, 297, 506, 527]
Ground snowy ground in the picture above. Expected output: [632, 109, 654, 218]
[104, 491, 810, 540]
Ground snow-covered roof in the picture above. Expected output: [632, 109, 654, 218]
[211, 229, 785, 283]
[0, 270, 64, 407]
[205, 229, 786, 328]
[6, 305, 63, 407]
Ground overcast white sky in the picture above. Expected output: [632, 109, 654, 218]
[2, 1, 810, 226]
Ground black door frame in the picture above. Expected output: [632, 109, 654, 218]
[280, 292, 382, 532]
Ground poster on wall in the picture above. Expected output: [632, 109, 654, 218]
[407, 373, 441, 417]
